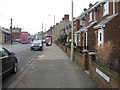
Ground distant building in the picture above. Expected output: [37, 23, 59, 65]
[12, 27, 21, 40]
[34, 32, 43, 40]
[0, 26, 11, 44]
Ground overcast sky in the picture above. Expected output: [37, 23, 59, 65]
[0, 0, 98, 35]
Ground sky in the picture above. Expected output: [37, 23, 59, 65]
[0, 0, 98, 35]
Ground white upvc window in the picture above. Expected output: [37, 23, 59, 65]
[74, 34, 77, 46]
[103, 1, 109, 16]
[98, 29, 104, 46]
[89, 12, 92, 22]
[77, 34, 81, 42]
[80, 19, 82, 26]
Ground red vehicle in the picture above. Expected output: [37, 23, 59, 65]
[20, 31, 29, 44]
[46, 36, 52, 46]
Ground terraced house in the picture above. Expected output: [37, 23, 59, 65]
[74, 0, 120, 88]
[58, 0, 120, 88]
[75, 0, 120, 58]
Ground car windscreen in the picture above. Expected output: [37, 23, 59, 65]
[32, 41, 42, 44]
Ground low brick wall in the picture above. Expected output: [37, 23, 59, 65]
[62, 45, 67, 52]
[57, 43, 120, 88]
[74, 51, 84, 68]
[89, 59, 120, 88]
[58, 43, 88, 70]
[66, 46, 71, 57]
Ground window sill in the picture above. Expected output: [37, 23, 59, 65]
[102, 13, 109, 17]
[89, 19, 92, 23]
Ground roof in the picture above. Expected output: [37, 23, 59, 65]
[57, 20, 71, 31]
[0, 28, 11, 34]
[86, 21, 97, 28]
[75, 21, 97, 34]
[94, 13, 119, 29]
[74, 0, 108, 21]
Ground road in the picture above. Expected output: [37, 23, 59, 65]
[2, 43, 43, 88]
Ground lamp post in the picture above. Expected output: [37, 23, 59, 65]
[10, 18, 12, 45]
[71, 0, 74, 61]
[48, 15, 56, 41]
[48, 15, 55, 25]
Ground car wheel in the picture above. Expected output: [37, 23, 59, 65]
[13, 62, 18, 73]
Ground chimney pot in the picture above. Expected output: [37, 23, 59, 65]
[64, 14, 69, 20]
[62, 18, 64, 21]
[89, 3, 93, 7]
[84, 8, 87, 11]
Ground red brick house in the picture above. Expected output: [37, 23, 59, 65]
[12, 27, 21, 41]
[75, 0, 120, 56]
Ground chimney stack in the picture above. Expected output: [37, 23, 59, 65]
[62, 18, 64, 21]
[89, 3, 93, 8]
[56, 23, 59, 25]
[84, 8, 87, 11]
[64, 14, 69, 20]
[50, 26, 53, 29]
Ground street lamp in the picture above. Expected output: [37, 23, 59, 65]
[48, 15, 56, 41]
[48, 15, 55, 26]
[71, 0, 74, 61]
[10, 18, 13, 45]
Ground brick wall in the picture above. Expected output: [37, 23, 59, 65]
[74, 51, 84, 68]
[67, 46, 71, 56]
[104, 15, 120, 59]
[87, 27, 96, 51]
[12, 33, 20, 40]
[89, 60, 120, 88]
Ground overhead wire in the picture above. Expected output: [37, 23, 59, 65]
[0, 12, 10, 20]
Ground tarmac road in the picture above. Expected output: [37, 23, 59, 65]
[2, 43, 43, 89]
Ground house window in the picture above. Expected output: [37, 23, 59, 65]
[78, 34, 81, 42]
[103, 1, 109, 16]
[98, 29, 104, 46]
[80, 19, 82, 26]
[89, 12, 92, 22]
[100, 33, 102, 41]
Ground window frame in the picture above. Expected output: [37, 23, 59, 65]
[103, 1, 109, 16]
[98, 29, 104, 46]
[89, 12, 93, 22]
[80, 19, 83, 26]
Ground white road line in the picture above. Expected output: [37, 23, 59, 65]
[25, 64, 29, 67]
[20, 68, 24, 72]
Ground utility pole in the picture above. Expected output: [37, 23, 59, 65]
[42, 23, 43, 40]
[10, 18, 12, 45]
[71, 0, 74, 61]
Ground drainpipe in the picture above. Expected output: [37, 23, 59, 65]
[113, 0, 115, 15]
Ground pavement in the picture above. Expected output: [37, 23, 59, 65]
[8, 43, 99, 88]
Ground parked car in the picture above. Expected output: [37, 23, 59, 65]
[31, 40, 43, 51]
[0, 47, 18, 78]
[42, 39, 46, 43]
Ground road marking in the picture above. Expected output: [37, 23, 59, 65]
[85, 70, 89, 75]
[25, 64, 29, 67]
[20, 68, 24, 72]
[28, 60, 32, 64]
[38, 55, 45, 58]
[49, 65, 54, 67]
